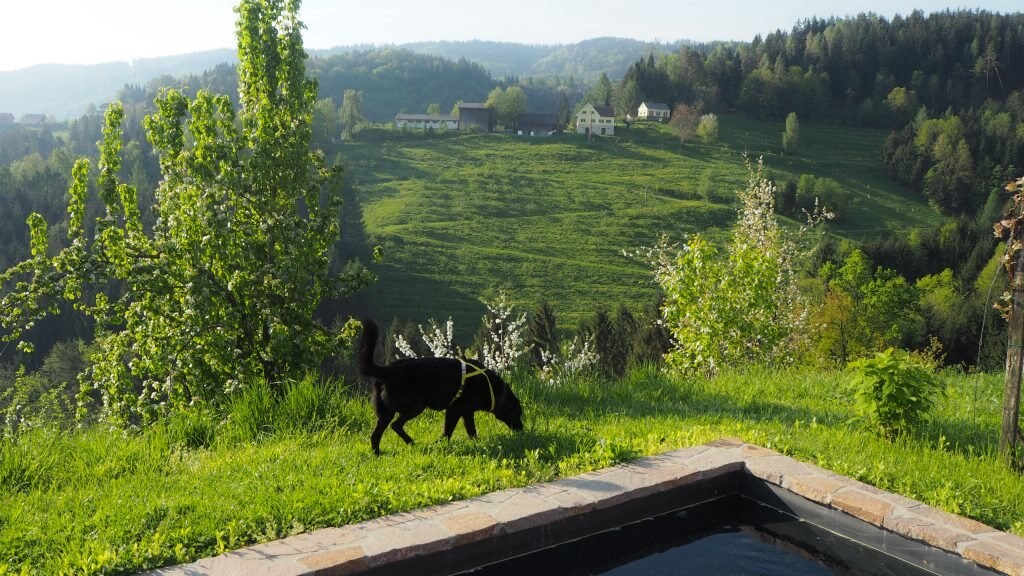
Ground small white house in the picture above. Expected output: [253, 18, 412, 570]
[575, 103, 615, 136]
[637, 102, 670, 122]
[395, 113, 458, 130]
[18, 114, 47, 126]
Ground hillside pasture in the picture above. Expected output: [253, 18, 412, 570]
[340, 115, 942, 332]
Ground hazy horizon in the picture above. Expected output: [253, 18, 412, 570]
[1, 0, 1022, 73]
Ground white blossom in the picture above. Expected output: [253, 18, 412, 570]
[537, 336, 599, 386]
[420, 317, 458, 358]
[393, 334, 418, 359]
[479, 292, 529, 371]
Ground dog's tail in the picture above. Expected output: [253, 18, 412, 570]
[358, 318, 388, 380]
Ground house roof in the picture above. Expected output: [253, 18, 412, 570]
[590, 105, 615, 117]
[641, 102, 670, 111]
[395, 113, 456, 121]
[0, 113, 14, 123]
[517, 113, 558, 126]
[19, 114, 47, 125]
[458, 102, 490, 110]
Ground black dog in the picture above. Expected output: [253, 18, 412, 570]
[358, 318, 524, 455]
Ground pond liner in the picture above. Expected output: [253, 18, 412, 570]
[364, 470, 998, 576]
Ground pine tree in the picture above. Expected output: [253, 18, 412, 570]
[527, 299, 558, 367]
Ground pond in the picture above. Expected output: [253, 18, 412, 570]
[458, 485, 991, 576]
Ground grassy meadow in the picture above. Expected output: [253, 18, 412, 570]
[0, 116, 980, 575]
[340, 115, 944, 331]
[1, 368, 1021, 575]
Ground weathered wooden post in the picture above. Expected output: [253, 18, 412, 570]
[1002, 247, 1024, 467]
[998, 175, 1024, 469]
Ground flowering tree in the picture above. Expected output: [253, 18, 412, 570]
[391, 294, 599, 385]
[696, 113, 719, 142]
[478, 292, 530, 371]
[641, 158, 809, 375]
[394, 317, 459, 359]
[669, 103, 702, 143]
[537, 337, 600, 386]
[0, 0, 372, 424]
[392, 293, 531, 372]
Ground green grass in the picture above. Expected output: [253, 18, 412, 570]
[342, 116, 943, 330]
[1, 368, 1020, 575]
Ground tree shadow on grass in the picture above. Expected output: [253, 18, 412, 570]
[526, 374, 850, 437]
[444, 428, 584, 461]
[918, 417, 1002, 459]
[532, 371, 1006, 463]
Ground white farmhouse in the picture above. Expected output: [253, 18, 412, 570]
[575, 103, 615, 136]
[637, 102, 670, 122]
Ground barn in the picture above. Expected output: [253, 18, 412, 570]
[457, 103, 495, 132]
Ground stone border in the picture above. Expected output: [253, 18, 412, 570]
[143, 438, 1024, 576]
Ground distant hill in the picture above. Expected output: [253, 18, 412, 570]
[0, 50, 237, 119]
[1, 38, 690, 118]
[308, 49, 497, 123]
[319, 38, 690, 81]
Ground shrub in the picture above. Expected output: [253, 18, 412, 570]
[696, 168, 718, 203]
[795, 174, 849, 221]
[638, 158, 808, 375]
[847, 348, 943, 440]
[696, 113, 719, 142]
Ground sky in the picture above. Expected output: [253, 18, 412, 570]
[1, 0, 1021, 72]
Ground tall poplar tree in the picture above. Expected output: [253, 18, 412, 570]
[0, 0, 372, 424]
[340, 88, 365, 139]
[783, 112, 800, 154]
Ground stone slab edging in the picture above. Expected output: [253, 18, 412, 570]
[142, 437, 1024, 576]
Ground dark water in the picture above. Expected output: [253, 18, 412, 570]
[598, 529, 836, 576]
[459, 494, 948, 576]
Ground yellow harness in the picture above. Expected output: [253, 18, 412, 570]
[451, 359, 496, 411]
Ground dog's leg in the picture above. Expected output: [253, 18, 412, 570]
[391, 404, 425, 446]
[462, 412, 478, 438]
[371, 413, 393, 456]
[442, 409, 462, 440]
[371, 385, 395, 456]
